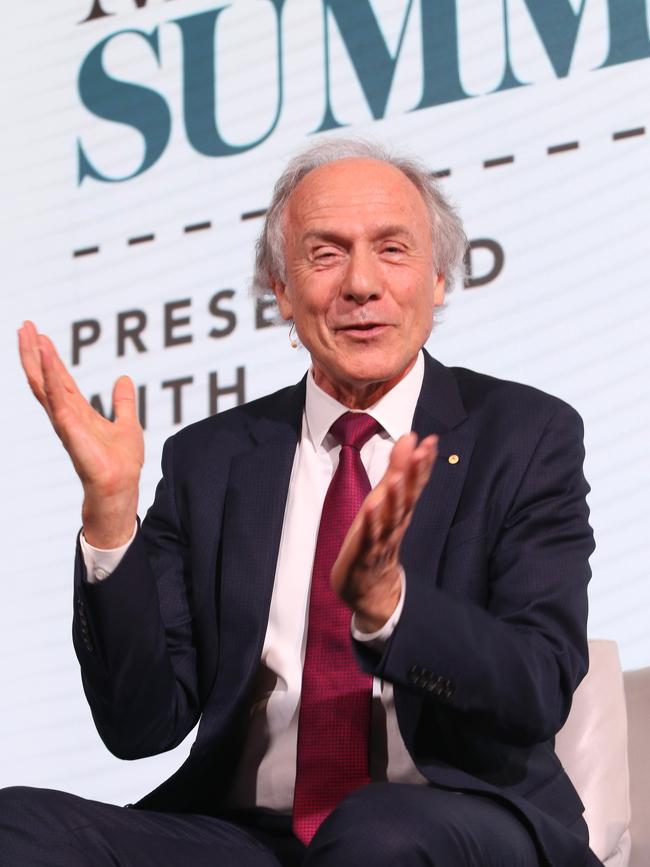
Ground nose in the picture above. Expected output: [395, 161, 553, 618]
[341, 247, 385, 304]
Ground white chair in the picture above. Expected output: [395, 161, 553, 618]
[555, 640, 650, 867]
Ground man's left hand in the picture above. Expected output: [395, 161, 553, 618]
[331, 432, 438, 633]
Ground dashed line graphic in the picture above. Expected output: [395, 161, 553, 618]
[127, 233, 155, 246]
[71, 126, 647, 258]
[483, 154, 515, 169]
[547, 141, 579, 155]
[184, 221, 212, 233]
[613, 126, 645, 140]
[73, 246, 100, 258]
[241, 208, 268, 221]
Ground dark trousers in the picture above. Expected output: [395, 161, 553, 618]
[0, 782, 581, 866]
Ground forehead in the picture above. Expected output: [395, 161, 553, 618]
[285, 157, 430, 235]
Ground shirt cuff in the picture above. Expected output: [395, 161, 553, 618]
[350, 568, 406, 651]
[80, 524, 138, 584]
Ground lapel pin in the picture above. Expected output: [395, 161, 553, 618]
[448, 454, 460, 465]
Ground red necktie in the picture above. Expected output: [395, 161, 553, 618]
[292, 411, 381, 845]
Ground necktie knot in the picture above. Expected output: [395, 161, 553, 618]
[330, 411, 381, 452]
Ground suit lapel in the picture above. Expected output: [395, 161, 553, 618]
[206, 380, 305, 726]
[401, 353, 475, 584]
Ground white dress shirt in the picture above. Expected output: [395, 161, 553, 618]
[81, 351, 428, 812]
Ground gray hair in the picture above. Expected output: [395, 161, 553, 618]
[252, 138, 467, 296]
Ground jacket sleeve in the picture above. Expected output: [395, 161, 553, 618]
[358, 402, 595, 747]
[72, 434, 202, 760]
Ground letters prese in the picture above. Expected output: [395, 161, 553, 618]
[71, 291, 237, 366]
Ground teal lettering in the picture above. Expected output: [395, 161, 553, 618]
[492, 0, 528, 93]
[173, 0, 286, 157]
[494, 0, 650, 90]
[316, 0, 417, 131]
[414, 0, 469, 110]
[602, 0, 650, 67]
[517, 0, 589, 78]
[77, 29, 171, 184]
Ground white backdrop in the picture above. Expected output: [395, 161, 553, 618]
[1, 0, 649, 804]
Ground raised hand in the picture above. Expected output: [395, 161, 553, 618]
[330, 432, 438, 633]
[18, 320, 144, 548]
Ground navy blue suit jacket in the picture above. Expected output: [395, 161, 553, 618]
[73, 351, 596, 866]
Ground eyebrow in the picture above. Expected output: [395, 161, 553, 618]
[300, 224, 418, 246]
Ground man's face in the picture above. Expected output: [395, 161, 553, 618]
[272, 158, 445, 407]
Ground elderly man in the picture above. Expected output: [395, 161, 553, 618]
[4, 140, 601, 866]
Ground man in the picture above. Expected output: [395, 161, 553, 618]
[4, 139, 601, 865]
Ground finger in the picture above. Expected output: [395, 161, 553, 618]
[356, 486, 396, 567]
[410, 434, 437, 468]
[38, 335, 73, 425]
[370, 434, 416, 512]
[337, 434, 435, 581]
[113, 375, 138, 424]
[19, 320, 41, 365]
[388, 465, 406, 530]
[379, 432, 434, 491]
[39, 334, 82, 398]
[353, 479, 404, 570]
[413, 435, 438, 494]
[375, 465, 408, 542]
[18, 322, 48, 405]
[365, 487, 385, 546]
[402, 435, 438, 511]
[368, 433, 421, 539]
[385, 432, 418, 477]
[18, 324, 42, 386]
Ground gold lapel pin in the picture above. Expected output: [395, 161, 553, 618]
[448, 454, 460, 465]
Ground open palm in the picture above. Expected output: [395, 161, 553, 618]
[18, 320, 143, 547]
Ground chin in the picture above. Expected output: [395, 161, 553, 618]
[340, 357, 410, 388]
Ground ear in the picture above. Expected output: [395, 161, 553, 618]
[433, 273, 446, 307]
[271, 277, 294, 321]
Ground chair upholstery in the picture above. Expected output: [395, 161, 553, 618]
[555, 640, 631, 866]
[623, 665, 650, 867]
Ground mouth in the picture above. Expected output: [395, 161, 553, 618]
[336, 323, 390, 337]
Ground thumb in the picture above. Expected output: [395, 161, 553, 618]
[112, 375, 138, 423]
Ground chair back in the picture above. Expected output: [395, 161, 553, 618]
[555, 639, 631, 865]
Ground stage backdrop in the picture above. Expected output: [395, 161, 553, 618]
[1, 0, 649, 803]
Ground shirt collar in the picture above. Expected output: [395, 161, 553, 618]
[304, 351, 425, 449]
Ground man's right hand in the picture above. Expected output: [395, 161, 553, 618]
[18, 320, 144, 549]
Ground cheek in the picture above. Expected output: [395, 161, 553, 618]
[395, 284, 434, 320]
[299, 288, 339, 327]
[293, 298, 334, 342]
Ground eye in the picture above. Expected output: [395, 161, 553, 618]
[313, 246, 341, 262]
[381, 243, 406, 255]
